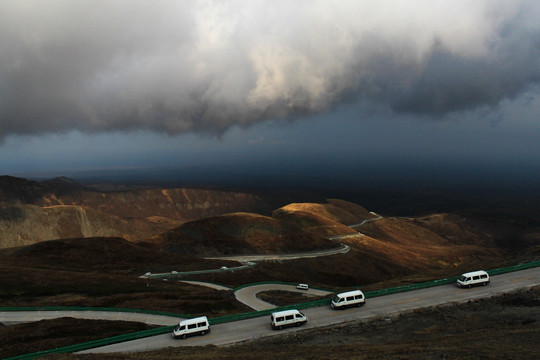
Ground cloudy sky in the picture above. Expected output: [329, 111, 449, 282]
[1, 1, 539, 188]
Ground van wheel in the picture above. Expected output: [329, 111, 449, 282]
[200, 331, 206, 335]
[468, 284, 472, 288]
[181, 334, 187, 339]
[279, 326, 283, 330]
[482, 282, 487, 286]
[296, 322, 301, 327]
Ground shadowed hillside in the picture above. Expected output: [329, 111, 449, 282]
[148, 199, 512, 287]
[0, 196, 534, 313]
[149, 199, 378, 257]
[150, 212, 336, 257]
[0, 237, 237, 274]
[0, 237, 246, 314]
[0, 179, 538, 359]
[187, 221, 508, 289]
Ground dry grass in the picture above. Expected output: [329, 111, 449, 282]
[0, 318, 158, 359]
[153, 212, 336, 257]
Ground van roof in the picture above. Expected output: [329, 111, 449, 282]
[336, 289, 364, 297]
[271, 309, 301, 317]
[461, 270, 488, 277]
[179, 316, 208, 325]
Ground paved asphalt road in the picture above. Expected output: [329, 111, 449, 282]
[203, 243, 350, 262]
[0, 310, 184, 326]
[141, 216, 379, 279]
[234, 284, 332, 310]
[78, 267, 539, 354]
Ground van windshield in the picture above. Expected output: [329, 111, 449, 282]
[459, 275, 467, 282]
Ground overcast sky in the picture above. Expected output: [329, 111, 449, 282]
[1, 1, 539, 187]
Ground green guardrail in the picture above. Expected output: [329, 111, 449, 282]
[217, 260, 540, 323]
[5, 325, 175, 360]
[5, 260, 539, 360]
[486, 261, 540, 276]
[210, 298, 331, 325]
[146, 263, 256, 279]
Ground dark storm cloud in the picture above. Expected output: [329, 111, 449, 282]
[0, 0, 539, 140]
[393, 28, 540, 115]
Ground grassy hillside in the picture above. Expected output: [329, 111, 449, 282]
[0, 176, 279, 248]
[152, 212, 336, 256]
[151, 199, 380, 257]
[0, 198, 533, 312]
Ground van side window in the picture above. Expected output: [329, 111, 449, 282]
[197, 322, 206, 327]
[296, 314, 304, 319]
[276, 317, 284, 322]
[466, 277, 471, 282]
[346, 296, 354, 301]
[179, 325, 185, 331]
[473, 275, 480, 280]
[481, 274, 488, 279]
[188, 323, 197, 329]
[355, 295, 363, 300]
[285, 315, 294, 321]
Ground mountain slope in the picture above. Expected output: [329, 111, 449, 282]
[152, 212, 336, 257]
[0, 176, 277, 249]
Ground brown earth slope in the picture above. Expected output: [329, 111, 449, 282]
[150, 199, 377, 257]
[273, 199, 376, 225]
[0, 196, 531, 309]
[174, 205, 509, 288]
[0, 237, 248, 315]
[0, 176, 277, 249]
[151, 212, 336, 257]
[355, 216, 505, 269]
[0, 237, 237, 274]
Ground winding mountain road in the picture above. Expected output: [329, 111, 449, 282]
[142, 215, 381, 279]
[5, 214, 535, 356]
[0, 310, 183, 326]
[74, 266, 539, 354]
[204, 243, 350, 262]
[234, 284, 332, 310]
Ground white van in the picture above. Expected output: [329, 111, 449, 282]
[270, 309, 307, 330]
[296, 283, 309, 290]
[456, 270, 490, 288]
[331, 290, 365, 309]
[172, 316, 210, 339]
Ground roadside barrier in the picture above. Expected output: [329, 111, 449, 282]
[5, 260, 539, 360]
[4, 325, 175, 360]
[144, 262, 256, 279]
[486, 261, 540, 276]
[213, 260, 540, 323]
